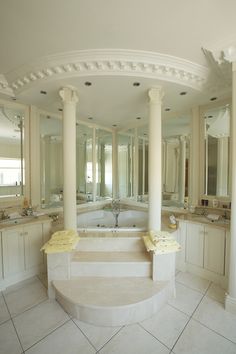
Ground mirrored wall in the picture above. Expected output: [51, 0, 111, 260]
[202, 103, 230, 198]
[40, 114, 113, 208]
[0, 102, 27, 198]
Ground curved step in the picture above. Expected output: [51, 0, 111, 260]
[53, 277, 175, 326]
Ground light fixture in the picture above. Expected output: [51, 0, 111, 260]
[85, 81, 92, 86]
[133, 82, 140, 87]
[40, 90, 47, 95]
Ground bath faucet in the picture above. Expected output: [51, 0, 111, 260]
[111, 199, 120, 227]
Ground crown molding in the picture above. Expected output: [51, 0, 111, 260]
[0, 74, 14, 97]
[4, 49, 210, 94]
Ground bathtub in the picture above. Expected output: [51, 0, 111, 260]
[77, 209, 148, 232]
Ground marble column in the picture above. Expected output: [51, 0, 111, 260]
[59, 86, 78, 231]
[225, 64, 236, 314]
[179, 136, 186, 205]
[148, 87, 164, 231]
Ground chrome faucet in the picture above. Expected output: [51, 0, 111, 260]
[111, 199, 120, 227]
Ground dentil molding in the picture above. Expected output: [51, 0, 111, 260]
[4, 49, 210, 94]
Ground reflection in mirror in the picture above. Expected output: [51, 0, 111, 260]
[137, 125, 148, 201]
[40, 114, 63, 207]
[204, 104, 230, 197]
[117, 131, 134, 198]
[96, 129, 112, 200]
[162, 114, 190, 207]
[0, 104, 25, 198]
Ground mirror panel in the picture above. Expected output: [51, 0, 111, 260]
[0, 104, 25, 198]
[96, 129, 112, 200]
[203, 104, 230, 197]
[117, 131, 134, 198]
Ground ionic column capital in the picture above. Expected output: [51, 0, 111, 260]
[148, 87, 164, 104]
[59, 86, 78, 104]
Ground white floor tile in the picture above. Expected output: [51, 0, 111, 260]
[0, 293, 10, 324]
[0, 320, 22, 354]
[13, 299, 69, 350]
[206, 283, 226, 304]
[168, 282, 203, 316]
[176, 272, 210, 293]
[99, 323, 170, 354]
[193, 296, 236, 343]
[24, 320, 95, 354]
[173, 319, 236, 354]
[3, 277, 47, 317]
[73, 318, 121, 350]
[140, 304, 189, 349]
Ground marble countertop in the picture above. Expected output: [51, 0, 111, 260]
[0, 215, 52, 230]
[176, 213, 230, 229]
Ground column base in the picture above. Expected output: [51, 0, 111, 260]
[225, 293, 236, 315]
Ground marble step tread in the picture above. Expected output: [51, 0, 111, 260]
[71, 251, 151, 263]
[53, 276, 167, 307]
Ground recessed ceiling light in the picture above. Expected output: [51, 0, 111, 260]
[165, 108, 171, 111]
[210, 97, 217, 101]
[88, 117, 93, 120]
[85, 81, 92, 86]
[180, 91, 187, 95]
[136, 117, 141, 120]
[58, 108, 63, 112]
[133, 82, 140, 87]
[40, 90, 47, 95]
[112, 124, 117, 127]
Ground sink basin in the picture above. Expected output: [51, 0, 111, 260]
[0, 216, 38, 226]
[190, 214, 230, 225]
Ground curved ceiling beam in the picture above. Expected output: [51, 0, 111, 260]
[4, 49, 210, 94]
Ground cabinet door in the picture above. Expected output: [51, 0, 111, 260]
[2, 228, 25, 277]
[185, 223, 204, 267]
[204, 226, 225, 275]
[24, 223, 43, 269]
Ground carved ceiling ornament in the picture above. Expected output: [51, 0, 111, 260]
[3, 49, 210, 94]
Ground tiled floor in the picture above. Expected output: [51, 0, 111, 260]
[1, 272, 236, 354]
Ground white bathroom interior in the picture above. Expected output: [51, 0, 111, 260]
[0, 1, 236, 353]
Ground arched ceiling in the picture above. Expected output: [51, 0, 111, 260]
[0, 0, 234, 129]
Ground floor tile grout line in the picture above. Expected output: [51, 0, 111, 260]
[138, 322, 172, 351]
[175, 278, 210, 295]
[9, 297, 48, 320]
[169, 281, 210, 352]
[71, 318, 99, 351]
[22, 317, 71, 352]
[2, 292, 25, 353]
[192, 316, 236, 346]
[73, 317, 125, 353]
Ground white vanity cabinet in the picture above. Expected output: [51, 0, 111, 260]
[0, 218, 51, 289]
[177, 219, 228, 287]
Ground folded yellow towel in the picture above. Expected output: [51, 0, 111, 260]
[41, 229, 80, 254]
[143, 230, 181, 255]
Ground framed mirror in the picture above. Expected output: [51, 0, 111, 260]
[202, 103, 230, 198]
